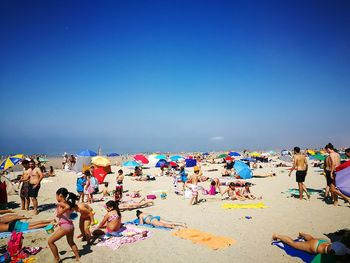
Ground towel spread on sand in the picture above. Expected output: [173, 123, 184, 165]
[282, 188, 323, 196]
[96, 226, 151, 250]
[0, 228, 45, 239]
[172, 228, 235, 250]
[221, 202, 267, 209]
[272, 239, 334, 263]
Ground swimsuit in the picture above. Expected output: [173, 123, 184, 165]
[28, 184, 40, 198]
[315, 239, 328, 253]
[106, 214, 120, 233]
[57, 208, 74, 232]
[20, 182, 30, 199]
[296, 170, 307, 183]
[143, 215, 161, 223]
[325, 170, 335, 186]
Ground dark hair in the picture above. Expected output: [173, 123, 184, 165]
[229, 182, 235, 187]
[104, 182, 109, 187]
[345, 148, 350, 154]
[136, 209, 142, 218]
[210, 181, 216, 186]
[21, 160, 29, 165]
[29, 159, 35, 164]
[56, 187, 78, 208]
[50, 166, 54, 172]
[84, 170, 91, 176]
[325, 143, 334, 150]
[294, 147, 300, 153]
[118, 169, 123, 174]
[106, 200, 121, 217]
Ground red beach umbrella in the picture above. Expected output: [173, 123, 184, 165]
[134, 154, 149, 164]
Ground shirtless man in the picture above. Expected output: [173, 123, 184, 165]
[325, 143, 350, 206]
[28, 160, 44, 215]
[19, 160, 31, 210]
[186, 169, 200, 205]
[288, 147, 310, 200]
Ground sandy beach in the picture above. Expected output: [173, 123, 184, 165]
[1, 156, 349, 263]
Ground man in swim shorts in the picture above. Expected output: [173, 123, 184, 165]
[28, 160, 44, 215]
[289, 147, 310, 200]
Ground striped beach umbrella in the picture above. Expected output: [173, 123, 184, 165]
[0, 154, 24, 170]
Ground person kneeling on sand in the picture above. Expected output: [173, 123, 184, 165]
[136, 210, 187, 229]
[221, 182, 246, 201]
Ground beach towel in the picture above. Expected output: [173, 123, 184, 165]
[124, 219, 171, 230]
[0, 228, 45, 240]
[282, 188, 323, 196]
[221, 202, 267, 209]
[272, 239, 335, 263]
[172, 228, 235, 250]
[96, 226, 150, 250]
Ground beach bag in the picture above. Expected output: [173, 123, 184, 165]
[7, 231, 23, 256]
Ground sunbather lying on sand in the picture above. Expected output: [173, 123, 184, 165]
[119, 198, 154, 211]
[132, 175, 156, 181]
[136, 210, 187, 229]
[272, 232, 350, 256]
[0, 213, 54, 233]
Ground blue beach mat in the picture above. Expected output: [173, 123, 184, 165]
[0, 228, 45, 239]
[124, 218, 171, 230]
[272, 239, 334, 263]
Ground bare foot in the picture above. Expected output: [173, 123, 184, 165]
[76, 234, 83, 238]
[334, 201, 339, 206]
[272, 234, 279, 241]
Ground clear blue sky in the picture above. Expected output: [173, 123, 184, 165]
[0, 0, 349, 155]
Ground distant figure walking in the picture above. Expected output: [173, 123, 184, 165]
[288, 147, 310, 200]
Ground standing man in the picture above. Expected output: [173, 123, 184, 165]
[28, 160, 44, 215]
[325, 143, 350, 206]
[19, 160, 30, 210]
[289, 147, 310, 200]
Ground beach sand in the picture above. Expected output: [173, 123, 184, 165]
[1, 157, 349, 263]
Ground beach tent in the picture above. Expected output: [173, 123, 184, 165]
[335, 160, 350, 197]
[78, 149, 97, 157]
[93, 167, 108, 184]
[107, 153, 120, 157]
[134, 154, 149, 164]
[280, 155, 293, 163]
[234, 161, 253, 179]
[229, 152, 241, 157]
[123, 161, 140, 167]
[185, 158, 197, 167]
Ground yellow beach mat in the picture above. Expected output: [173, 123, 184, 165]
[221, 202, 267, 209]
[172, 228, 236, 250]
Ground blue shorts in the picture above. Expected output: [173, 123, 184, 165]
[14, 221, 29, 232]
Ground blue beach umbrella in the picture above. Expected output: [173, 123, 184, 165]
[234, 160, 253, 179]
[155, 159, 168, 167]
[229, 151, 241, 157]
[170, 155, 183, 161]
[0, 154, 24, 170]
[107, 153, 120, 157]
[241, 157, 256, 162]
[123, 161, 140, 167]
[77, 149, 97, 157]
[155, 154, 167, 160]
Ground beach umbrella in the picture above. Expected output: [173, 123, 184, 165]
[269, 150, 277, 155]
[91, 156, 111, 167]
[281, 150, 290, 156]
[229, 152, 241, 157]
[155, 154, 166, 160]
[202, 152, 210, 156]
[241, 157, 256, 162]
[169, 161, 178, 167]
[123, 161, 140, 167]
[0, 154, 24, 170]
[93, 167, 107, 184]
[335, 160, 350, 197]
[234, 161, 253, 179]
[307, 150, 316, 155]
[225, 156, 234, 161]
[107, 153, 120, 157]
[312, 154, 326, 161]
[250, 152, 260, 157]
[185, 158, 197, 167]
[155, 159, 168, 168]
[134, 154, 149, 164]
[217, 153, 228, 159]
[77, 149, 97, 157]
[170, 155, 183, 162]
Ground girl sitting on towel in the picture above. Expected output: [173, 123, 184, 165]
[221, 182, 246, 201]
[136, 210, 187, 229]
[95, 200, 121, 234]
[241, 183, 262, 200]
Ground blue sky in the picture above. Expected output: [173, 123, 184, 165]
[0, 0, 349, 154]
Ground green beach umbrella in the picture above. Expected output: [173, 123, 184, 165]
[217, 153, 228, 158]
[312, 154, 326, 161]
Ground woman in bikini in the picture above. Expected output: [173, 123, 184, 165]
[48, 188, 80, 263]
[0, 213, 54, 233]
[95, 200, 121, 234]
[136, 210, 187, 229]
[221, 182, 246, 201]
[272, 232, 350, 257]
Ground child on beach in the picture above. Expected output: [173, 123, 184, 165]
[116, 169, 124, 199]
[48, 188, 80, 262]
[94, 200, 121, 234]
[179, 166, 188, 191]
[221, 182, 246, 201]
[186, 167, 200, 205]
[241, 183, 262, 200]
[136, 210, 187, 229]
[84, 171, 94, 204]
[76, 172, 86, 202]
[75, 202, 95, 242]
[102, 182, 109, 198]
